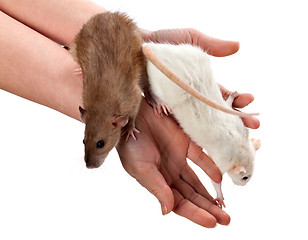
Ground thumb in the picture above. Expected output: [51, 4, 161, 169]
[134, 163, 174, 215]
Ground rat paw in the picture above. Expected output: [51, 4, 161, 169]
[123, 127, 140, 141]
[153, 102, 172, 117]
[226, 91, 239, 107]
[230, 91, 239, 99]
[144, 92, 172, 117]
[214, 197, 226, 208]
[226, 91, 240, 106]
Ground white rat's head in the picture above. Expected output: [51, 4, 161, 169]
[227, 138, 261, 186]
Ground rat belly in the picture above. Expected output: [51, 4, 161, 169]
[171, 103, 236, 172]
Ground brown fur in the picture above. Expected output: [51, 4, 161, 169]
[70, 12, 144, 168]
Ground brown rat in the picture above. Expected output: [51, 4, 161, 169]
[70, 12, 144, 168]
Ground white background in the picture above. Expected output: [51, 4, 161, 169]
[1, 0, 307, 239]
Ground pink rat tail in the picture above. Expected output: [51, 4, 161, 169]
[142, 45, 259, 118]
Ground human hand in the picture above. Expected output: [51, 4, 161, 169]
[140, 28, 260, 129]
[117, 90, 258, 228]
[117, 29, 260, 228]
[141, 28, 239, 57]
[117, 99, 230, 228]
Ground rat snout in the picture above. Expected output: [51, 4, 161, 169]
[84, 153, 97, 169]
[84, 152, 107, 169]
[86, 160, 97, 169]
[85, 156, 99, 169]
[85, 158, 101, 169]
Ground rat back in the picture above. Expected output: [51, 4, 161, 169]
[145, 43, 252, 173]
[71, 12, 144, 118]
[71, 12, 144, 168]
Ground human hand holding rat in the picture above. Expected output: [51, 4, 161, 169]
[117, 98, 230, 228]
[140, 28, 259, 128]
[0, 0, 259, 227]
[117, 29, 260, 227]
[117, 93, 258, 227]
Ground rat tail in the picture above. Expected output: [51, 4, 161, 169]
[142, 44, 259, 118]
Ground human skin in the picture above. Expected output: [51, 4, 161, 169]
[0, 0, 259, 228]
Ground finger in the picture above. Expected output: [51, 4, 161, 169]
[172, 188, 217, 228]
[218, 86, 260, 129]
[133, 163, 174, 215]
[190, 29, 240, 57]
[173, 178, 231, 226]
[232, 94, 260, 129]
[180, 163, 213, 201]
[219, 86, 255, 109]
[233, 93, 254, 108]
[148, 29, 239, 57]
[241, 116, 260, 129]
[187, 141, 222, 183]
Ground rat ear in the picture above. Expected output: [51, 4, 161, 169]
[232, 165, 247, 175]
[112, 114, 129, 128]
[79, 106, 87, 123]
[250, 138, 261, 151]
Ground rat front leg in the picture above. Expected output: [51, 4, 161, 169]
[122, 118, 140, 141]
[225, 91, 239, 107]
[144, 90, 172, 117]
[212, 181, 226, 208]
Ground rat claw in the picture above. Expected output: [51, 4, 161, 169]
[146, 93, 172, 117]
[214, 198, 226, 208]
[164, 104, 172, 115]
[161, 103, 172, 116]
[153, 105, 163, 118]
[153, 102, 172, 117]
[166, 105, 172, 115]
[125, 127, 140, 141]
[162, 105, 168, 115]
[126, 133, 135, 141]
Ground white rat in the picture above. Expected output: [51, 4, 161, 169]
[142, 43, 261, 207]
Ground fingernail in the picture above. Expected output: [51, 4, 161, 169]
[161, 203, 168, 215]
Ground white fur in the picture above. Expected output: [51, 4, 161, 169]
[144, 43, 256, 185]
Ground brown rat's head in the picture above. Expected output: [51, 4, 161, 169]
[79, 106, 128, 169]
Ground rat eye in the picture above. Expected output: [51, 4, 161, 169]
[242, 176, 249, 181]
[96, 140, 105, 149]
[83, 139, 85, 144]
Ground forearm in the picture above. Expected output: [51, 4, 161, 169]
[0, 1, 147, 123]
[0, 11, 82, 120]
[0, 0, 107, 46]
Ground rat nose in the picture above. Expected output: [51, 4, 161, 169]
[85, 154, 101, 169]
[86, 163, 96, 169]
[85, 159, 97, 169]
[85, 153, 95, 169]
